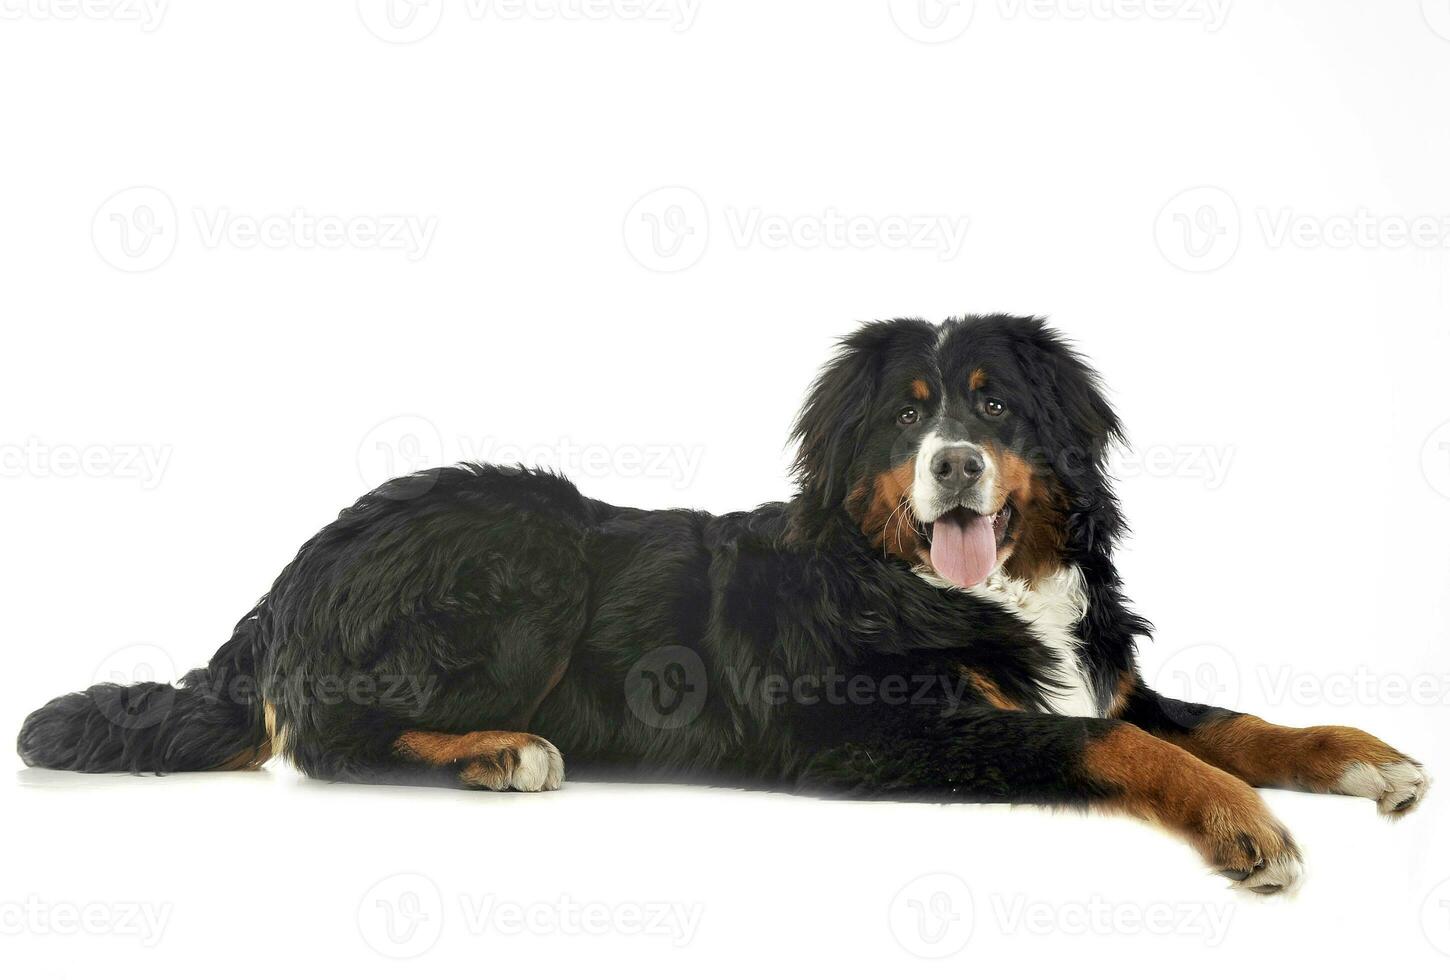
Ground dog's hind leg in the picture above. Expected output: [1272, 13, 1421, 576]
[392, 729, 564, 791]
[276, 712, 567, 791]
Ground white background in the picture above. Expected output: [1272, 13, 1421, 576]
[3, 1, 1449, 975]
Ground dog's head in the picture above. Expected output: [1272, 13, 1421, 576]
[791, 315, 1123, 587]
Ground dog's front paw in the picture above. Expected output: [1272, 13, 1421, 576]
[1292, 725, 1430, 817]
[1335, 757, 1430, 817]
[1200, 801, 1304, 895]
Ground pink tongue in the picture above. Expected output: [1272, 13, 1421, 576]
[929, 511, 996, 589]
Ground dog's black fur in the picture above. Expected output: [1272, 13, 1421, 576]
[18, 314, 1426, 889]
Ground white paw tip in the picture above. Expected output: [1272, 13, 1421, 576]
[510, 738, 565, 792]
[1377, 760, 1429, 817]
[1232, 852, 1305, 897]
[1337, 760, 1430, 817]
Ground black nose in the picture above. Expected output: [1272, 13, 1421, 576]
[930, 445, 985, 491]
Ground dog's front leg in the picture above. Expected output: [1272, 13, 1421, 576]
[798, 707, 1303, 893]
[1112, 677, 1429, 816]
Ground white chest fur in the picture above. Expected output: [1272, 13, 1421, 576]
[918, 564, 1101, 717]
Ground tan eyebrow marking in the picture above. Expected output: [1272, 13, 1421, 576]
[909, 378, 931, 400]
[968, 368, 987, 391]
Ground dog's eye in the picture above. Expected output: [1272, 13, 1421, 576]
[984, 398, 1006, 417]
[898, 407, 920, 425]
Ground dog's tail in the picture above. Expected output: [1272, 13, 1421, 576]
[16, 609, 271, 774]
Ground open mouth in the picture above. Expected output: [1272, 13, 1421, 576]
[919, 502, 1013, 590]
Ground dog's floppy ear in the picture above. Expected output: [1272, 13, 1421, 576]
[1020, 323, 1124, 485]
[790, 325, 891, 515]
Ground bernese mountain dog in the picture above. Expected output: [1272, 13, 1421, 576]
[17, 314, 1428, 893]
